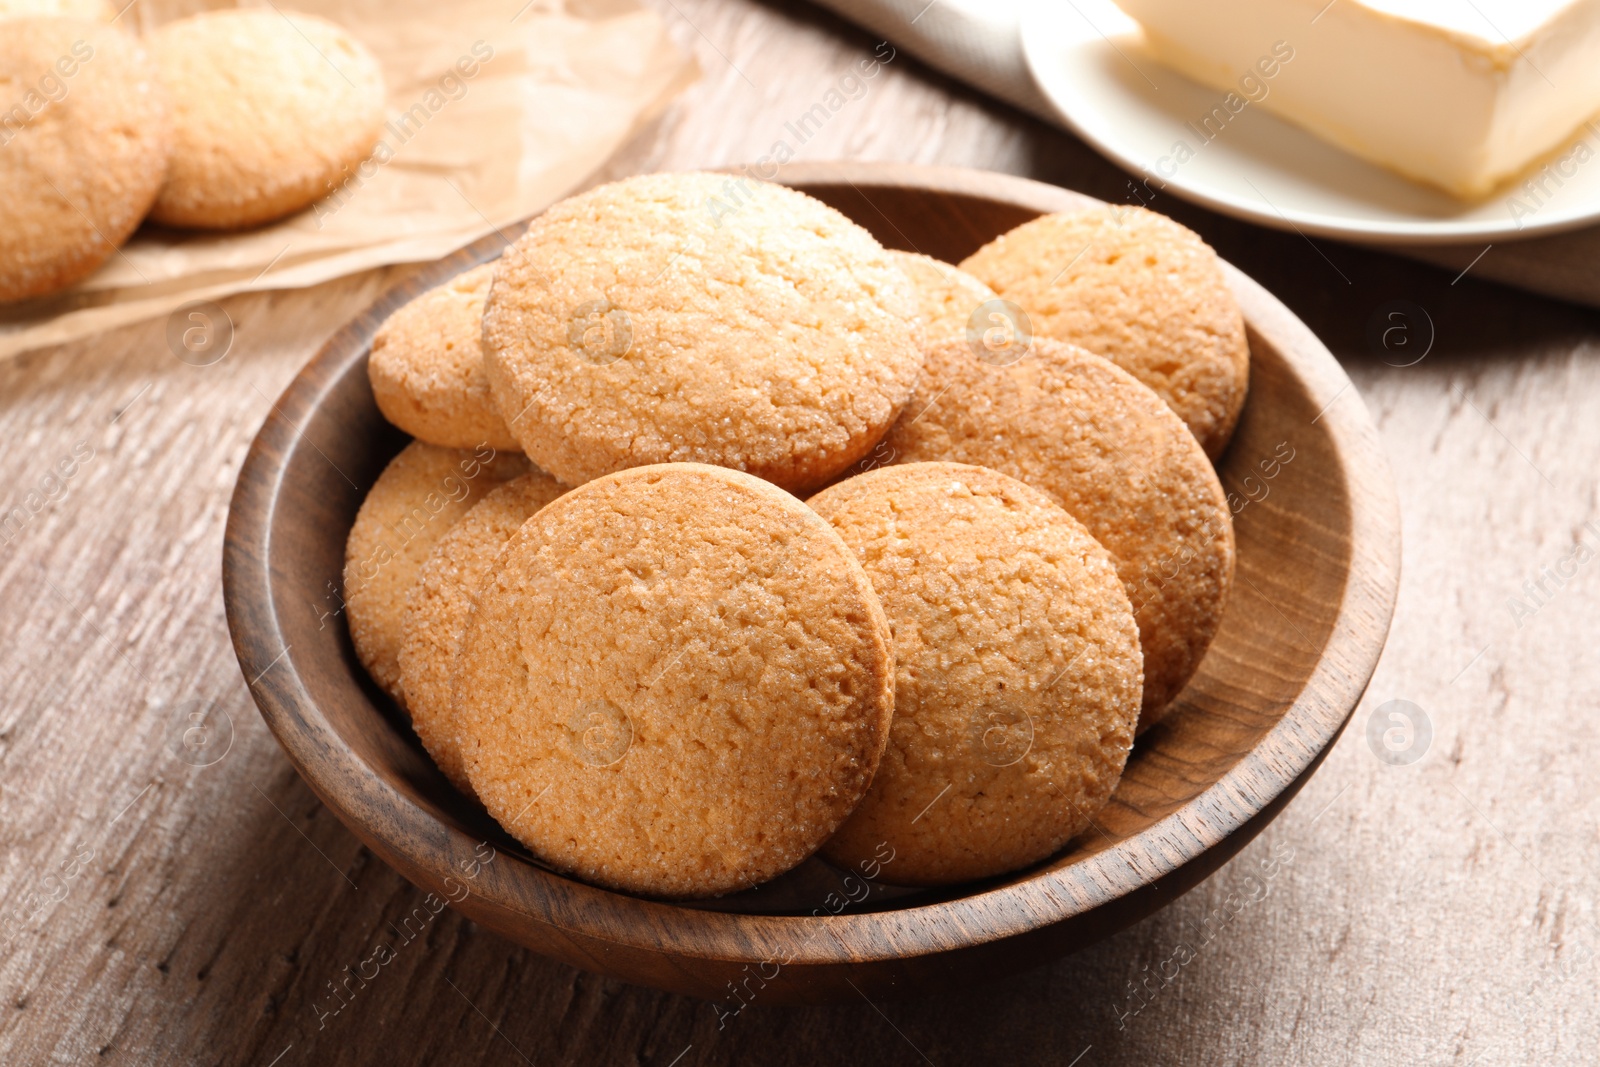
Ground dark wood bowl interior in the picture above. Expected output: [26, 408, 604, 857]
[223, 162, 1400, 1003]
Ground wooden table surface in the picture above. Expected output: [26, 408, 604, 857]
[3, 2, 1597, 1063]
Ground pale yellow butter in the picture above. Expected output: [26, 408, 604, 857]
[1114, 0, 1600, 198]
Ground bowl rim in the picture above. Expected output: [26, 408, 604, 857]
[223, 161, 1401, 969]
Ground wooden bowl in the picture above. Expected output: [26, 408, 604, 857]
[223, 162, 1401, 1004]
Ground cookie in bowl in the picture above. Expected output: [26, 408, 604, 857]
[482, 172, 924, 494]
[961, 206, 1249, 458]
[342, 441, 528, 708]
[810, 462, 1142, 886]
[891, 250, 999, 340]
[368, 263, 521, 452]
[399, 470, 567, 796]
[883, 335, 1234, 731]
[452, 463, 896, 898]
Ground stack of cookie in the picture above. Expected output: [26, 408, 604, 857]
[344, 171, 1244, 898]
[0, 4, 384, 303]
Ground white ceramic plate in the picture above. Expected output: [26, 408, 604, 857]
[1019, 0, 1600, 245]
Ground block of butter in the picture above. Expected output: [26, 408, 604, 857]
[1113, 0, 1600, 198]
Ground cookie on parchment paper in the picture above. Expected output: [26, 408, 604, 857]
[149, 8, 385, 229]
[0, 18, 170, 303]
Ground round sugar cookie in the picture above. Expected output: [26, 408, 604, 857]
[810, 462, 1142, 886]
[482, 172, 923, 494]
[369, 263, 520, 451]
[453, 463, 896, 899]
[960, 206, 1249, 458]
[0, 18, 170, 304]
[149, 9, 385, 229]
[343, 441, 528, 708]
[891, 250, 998, 341]
[883, 336, 1234, 731]
[399, 471, 566, 796]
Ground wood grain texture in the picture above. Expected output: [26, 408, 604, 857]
[1, 0, 1597, 1063]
